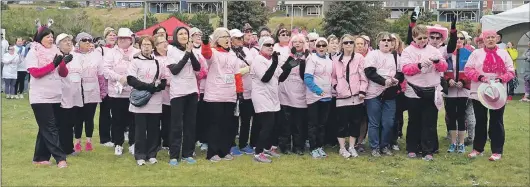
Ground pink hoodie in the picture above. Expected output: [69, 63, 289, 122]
[103, 46, 140, 98]
[332, 53, 368, 106]
[251, 55, 283, 113]
[364, 50, 398, 100]
[464, 48, 515, 100]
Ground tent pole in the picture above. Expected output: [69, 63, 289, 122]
[223, 1, 228, 28]
[144, 1, 147, 29]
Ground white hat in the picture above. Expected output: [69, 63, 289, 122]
[307, 32, 319, 41]
[55, 33, 73, 45]
[477, 80, 507, 110]
[117, 28, 133, 38]
[229, 29, 244, 38]
[190, 27, 202, 36]
[258, 36, 274, 49]
[461, 31, 472, 40]
[315, 37, 328, 46]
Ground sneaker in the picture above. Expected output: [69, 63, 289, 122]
[74, 142, 82, 153]
[182, 157, 197, 164]
[407, 152, 417, 158]
[422, 154, 434, 161]
[19, 94, 24, 99]
[355, 144, 366, 153]
[136, 159, 146, 166]
[488, 153, 502, 161]
[196, 141, 202, 147]
[254, 153, 272, 163]
[447, 144, 456, 153]
[381, 147, 393, 156]
[124, 132, 129, 141]
[148, 158, 158, 164]
[161, 146, 169, 150]
[241, 145, 254, 155]
[32, 161, 51, 165]
[305, 140, 310, 149]
[520, 98, 530, 102]
[264, 148, 281, 158]
[102, 142, 115, 147]
[348, 147, 359, 158]
[200, 143, 208, 151]
[114, 145, 123, 156]
[457, 144, 466, 153]
[507, 96, 513, 100]
[371, 149, 381, 157]
[169, 159, 179, 166]
[339, 148, 351, 158]
[57, 161, 68, 168]
[210, 155, 222, 162]
[317, 147, 327, 158]
[392, 145, 400, 151]
[85, 142, 93, 151]
[230, 146, 243, 156]
[128, 144, 135, 155]
[311, 149, 321, 159]
[464, 137, 473, 146]
[223, 154, 234, 161]
[468, 150, 483, 158]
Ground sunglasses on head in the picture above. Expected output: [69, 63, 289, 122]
[343, 41, 354, 45]
[316, 44, 327, 48]
[80, 38, 92, 43]
[430, 36, 442, 40]
[262, 43, 273, 47]
[416, 36, 428, 41]
[458, 37, 465, 40]
[381, 39, 393, 42]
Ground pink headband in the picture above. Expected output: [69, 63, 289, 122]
[480, 30, 497, 39]
[37, 26, 47, 34]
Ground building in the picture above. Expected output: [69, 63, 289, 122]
[490, 0, 529, 14]
[383, 1, 428, 19]
[146, 0, 223, 14]
[115, 1, 144, 8]
[283, 1, 325, 17]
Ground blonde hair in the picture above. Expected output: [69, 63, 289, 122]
[375, 32, 392, 44]
[412, 25, 428, 38]
[154, 35, 167, 45]
[211, 27, 230, 47]
[391, 33, 404, 54]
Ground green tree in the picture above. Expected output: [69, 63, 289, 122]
[417, 10, 437, 25]
[457, 20, 478, 38]
[219, 1, 270, 30]
[168, 11, 190, 23]
[62, 1, 80, 8]
[125, 13, 158, 33]
[323, 1, 389, 43]
[388, 13, 410, 43]
[188, 12, 214, 36]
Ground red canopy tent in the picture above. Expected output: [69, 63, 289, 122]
[135, 17, 190, 42]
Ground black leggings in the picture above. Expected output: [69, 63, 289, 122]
[445, 97, 468, 131]
[206, 102, 236, 159]
[31, 103, 67, 163]
[307, 101, 331, 150]
[279, 105, 307, 151]
[134, 113, 161, 160]
[325, 98, 338, 145]
[14, 71, 27, 94]
[160, 104, 171, 148]
[238, 99, 255, 148]
[58, 107, 80, 155]
[406, 98, 439, 156]
[195, 93, 209, 144]
[255, 112, 277, 154]
[169, 93, 198, 159]
[336, 104, 363, 138]
[472, 100, 505, 154]
[98, 96, 112, 144]
[392, 94, 407, 145]
[75, 103, 97, 139]
[110, 97, 134, 146]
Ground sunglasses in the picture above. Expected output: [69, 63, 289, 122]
[316, 44, 327, 48]
[262, 43, 273, 47]
[381, 39, 394, 42]
[430, 36, 442, 40]
[458, 37, 466, 40]
[280, 34, 290, 37]
[244, 30, 253, 34]
[234, 37, 243, 40]
[80, 38, 93, 43]
[416, 36, 428, 41]
[343, 41, 354, 45]
[309, 40, 316, 42]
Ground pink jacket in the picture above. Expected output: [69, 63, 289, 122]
[167, 46, 199, 99]
[364, 50, 398, 100]
[128, 55, 164, 114]
[331, 53, 368, 105]
[305, 53, 333, 104]
[464, 48, 515, 100]
[203, 48, 240, 103]
[26, 44, 64, 104]
[251, 55, 282, 113]
[61, 53, 84, 109]
[103, 46, 140, 98]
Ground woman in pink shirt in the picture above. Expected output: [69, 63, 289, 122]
[278, 34, 309, 155]
[103, 28, 140, 156]
[166, 27, 202, 166]
[96, 27, 117, 147]
[26, 27, 69, 168]
[332, 34, 367, 158]
[127, 36, 167, 166]
[464, 30, 515, 161]
[201, 28, 244, 162]
[153, 35, 171, 151]
[400, 25, 448, 161]
[251, 37, 283, 163]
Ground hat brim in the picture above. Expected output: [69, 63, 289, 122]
[477, 82, 507, 110]
[231, 33, 244, 38]
[427, 26, 448, 41]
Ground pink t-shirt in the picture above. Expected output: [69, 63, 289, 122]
[103, 46, 140, 98]
[26, 44, 63, 104]
[128, 55, 164, 114]
[273, 43, 291, 66]
[304, 53, 333, 104]
[400, 45, 446, 99]
[251, 55, 282, 113]
[61, 53, 84, 109]
[279, 57, 307, 108]
[204, 49, 240, 103]
[155, 55, 171, 106]
[192, 47, 208, 94]
[77, 51, 104, 104]
[167, 46, 199, 99]
[241, 47, 256, 100]
[363, 50, 397, 100]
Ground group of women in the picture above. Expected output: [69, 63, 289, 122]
[26, 13, 515, 167]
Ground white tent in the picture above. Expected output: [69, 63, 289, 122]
[481, 3, 529, 31]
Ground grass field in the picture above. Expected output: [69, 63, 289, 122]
[1, 93, 529, 186]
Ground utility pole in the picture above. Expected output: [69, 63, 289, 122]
[223, 0, 228, 28]
[143, 1, 147, 29]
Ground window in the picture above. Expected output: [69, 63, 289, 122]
[167, 3, 178, 12]
[307, 6, 320, 15]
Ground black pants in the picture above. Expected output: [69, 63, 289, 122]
[14, 71, 27, 94]
[336, 104, 363, 138]
[307, 101, 331, 150]
[270, 108, 283, 147]
[58, 107, 81, 155]
[160, 105, 171, 147]
[134, 113, 161, 160]
[110, 97, 134, 146]
[169, 93, 198, 159]
[206, 102, 236, 159]
[472, 100, 505, 154]
[195, 93, 209, 144]
[406, 98, 439, 156]
[31, 103, 67, 163]
[255, 112, 278, 154]
[279, 105, 307, 151]
[75, 103, 97, 139]
[325, 98, 338, 146]
[238, 99, 255, 148]
[445, 97, 468, 131]
[99, 96, 112, 144]
[391, 94, 407, 145]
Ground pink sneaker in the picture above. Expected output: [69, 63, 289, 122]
[468, 150, 483, 158]
[85, 142, 93, 151]
[74, 142, 82, 153]
[32, 161, 51, 165]
[489, 153, 502, 161]
[57, 161, 68, 168]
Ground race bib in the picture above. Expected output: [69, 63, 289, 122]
[223, 74, 235, 84]
[84, 83, 98, 91]
[69, 73, 81, 83]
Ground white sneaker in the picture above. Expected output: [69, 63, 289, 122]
[136, 159, 146, 166]
[392, 145, 400, 151]
[339, 148, 351, 158]
[114, 145, 123, 156]
[124, 132, 129, 141]
[19, 94, 24, 99]
[6, 95, 10, 99]
[348, 147, 359, 158]
[196, 141, 202, 147]
[129, 144, 135, 155]
[200, 143, 208, 151]
[103, 142, 115, 147]
[148, 158, 158, 164]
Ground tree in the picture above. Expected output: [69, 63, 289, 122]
[62, 1, 80, 8]
[457, 20, 478, 38]
[188, 12, 214, 36]
[125, 13, 158, 33]
[168, 11, 190, 23]
[323, 1, 389, 43]
[52, 10, 94, 36]
[219, 1, 270, 30]
[388, 13, 410, 43]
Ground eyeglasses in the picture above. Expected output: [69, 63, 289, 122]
[244, 30, 253, 34]
[430, 36, 442, 40]
[416, 36, 428, 41]
[234, 37, 243, 40]
[80, 38, 93, 43]
[280, 34, 289, 37]
[381, 39, 394, 42]
[156, 41, 168, 45]
[309, 40, 316, 42]
[458, 37, 465, 40]
[316, 44, 327, 48]
[262, 43, 273, 47]
[343, 41, 354, 45]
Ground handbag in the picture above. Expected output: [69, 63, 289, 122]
[130, 59, 160, 107]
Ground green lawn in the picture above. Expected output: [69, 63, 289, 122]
[2, 93, 529, 186]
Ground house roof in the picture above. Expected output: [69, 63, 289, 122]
[284, 1, 324, 5]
